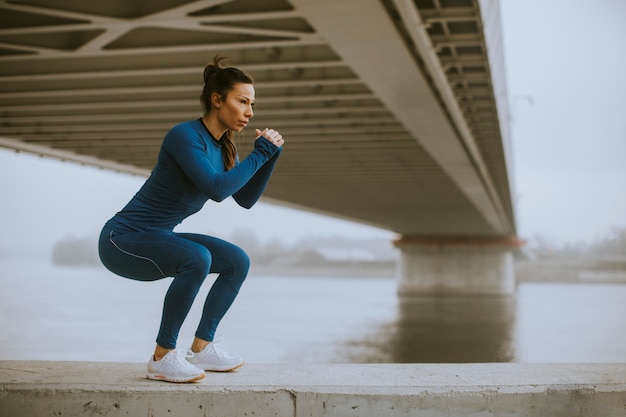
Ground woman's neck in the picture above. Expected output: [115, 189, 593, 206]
[201, 115, 226, 140]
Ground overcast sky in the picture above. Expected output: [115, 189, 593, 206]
[1, 0, 625, 255]
[501, 0, 626, 245]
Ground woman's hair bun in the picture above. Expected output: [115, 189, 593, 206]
[203, 55, 230, 82]
[203, 64, 220, 83]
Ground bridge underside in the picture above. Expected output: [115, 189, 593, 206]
[0, 0, 517, 293]
[0, 0, 515, 236]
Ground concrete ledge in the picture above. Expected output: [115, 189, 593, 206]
[1, 361, 625, 416]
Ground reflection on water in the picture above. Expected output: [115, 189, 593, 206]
[387, 295, 515, 363]
[340, 282, 626, 364]
[340, 295, 516, 363]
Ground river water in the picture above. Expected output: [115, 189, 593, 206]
[1, 258, 624, 364]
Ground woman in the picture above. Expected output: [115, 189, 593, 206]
[98, 56, 284, 383]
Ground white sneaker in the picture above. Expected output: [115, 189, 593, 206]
[146, 350, 206, 383]
[187, 342, 245, 372]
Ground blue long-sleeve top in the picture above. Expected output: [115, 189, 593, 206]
[105, 119, 282, 233]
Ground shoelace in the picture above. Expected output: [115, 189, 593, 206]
[167, 349, 197, 369]
[211, 342, 233, 359]
[185, 337, 238, 361]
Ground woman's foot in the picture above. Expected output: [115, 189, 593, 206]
[147, 350, 205, 383]
[187, 342, 244, 372]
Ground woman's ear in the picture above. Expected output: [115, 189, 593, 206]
[211, 92, 222, 109]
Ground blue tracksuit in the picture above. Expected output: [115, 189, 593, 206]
[99, 119, 281, 348]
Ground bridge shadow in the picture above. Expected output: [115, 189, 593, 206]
[341, 294, 516, 363]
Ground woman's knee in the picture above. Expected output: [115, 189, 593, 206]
[231, 245, 251, 273]
[181, 246, 213, 277]
[212, 243, 250, 277]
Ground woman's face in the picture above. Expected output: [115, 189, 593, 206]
[215, 83, 255, 132]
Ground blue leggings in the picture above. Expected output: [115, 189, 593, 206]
[98, 226, 249, 349]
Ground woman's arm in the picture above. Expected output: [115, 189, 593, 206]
[165, 125, 280, 202]
[232, 149, 282, 209]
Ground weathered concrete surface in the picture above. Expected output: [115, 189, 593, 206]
[1, 361, 625, 416]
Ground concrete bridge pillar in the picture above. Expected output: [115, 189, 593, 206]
[394, 236, 523, 295]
